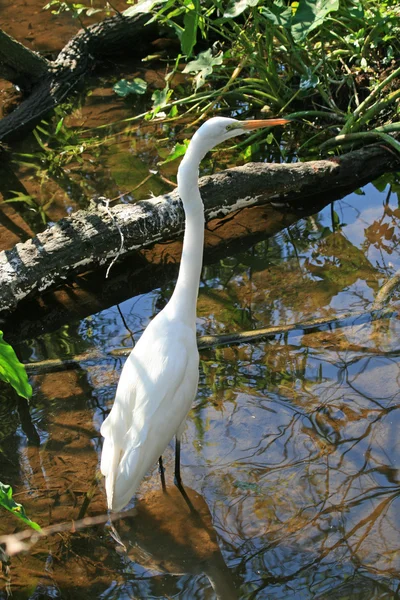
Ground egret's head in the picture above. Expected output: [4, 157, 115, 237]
[192, 116, 289, 154]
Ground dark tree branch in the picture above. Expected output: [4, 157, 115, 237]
[0, 30, 49, 88]
[0, 13, 158, 142]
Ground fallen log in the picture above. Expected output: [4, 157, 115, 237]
[0, 13, 158, 142]
[0, 145, 399, 317]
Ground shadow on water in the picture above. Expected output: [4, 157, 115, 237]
[114, 486, 239, 599]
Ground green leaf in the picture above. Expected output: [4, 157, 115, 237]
[332, 210, 340, 228]
[160, 140, 190, 164]
[123, 0, 167, 17]
[291, 0, 340, 42]
[0, 482, 41, 531]
[266, 132, 274, 144]
[0, 332, 32, 400]
[113, 78, 147, 97]
[183, 49, 223, 90]
[260, 2, 293, 27]
[223, 0, 259, 19]
[344, 0, 363, 19]
[300, 69, 320, 90]
[181, 0, 199, 56]
[151, 85, 173, 113]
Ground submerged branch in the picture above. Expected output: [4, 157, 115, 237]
[0, 506, 137, 557]
[372, 267, 400, 311]
[24, 306, 397, 375]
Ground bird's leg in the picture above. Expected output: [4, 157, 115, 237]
[174, 437, 181, 486]
[158, 456, 166, 492]
[173, 439, 196, 513]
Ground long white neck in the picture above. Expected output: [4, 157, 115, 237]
[167, 138, 207, 327]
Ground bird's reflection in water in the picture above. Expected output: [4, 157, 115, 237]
[112, 485, 238, 599]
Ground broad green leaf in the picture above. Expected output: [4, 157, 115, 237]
[183, 49, 223, 90]
[181, 0, 199, 56]
[160, 140, 190, 164]
[344, 0, 363, 19]
[0, 331, 32, 400]
[113, 78, 147, 97]
[223, 0, 259, 19]
[123, 0, 167, 17]
[151, 86, 173, 113]
[291, 0, 340, 42]
[300, 70, 320, 90]
[260, 2, 293, 27]
[0, 482, 41, 531]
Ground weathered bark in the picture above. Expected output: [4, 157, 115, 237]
[0, 145, 398, 318]
[0, 13, 158, 142]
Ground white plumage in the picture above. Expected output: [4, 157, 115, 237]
[100, 116, 288, 511]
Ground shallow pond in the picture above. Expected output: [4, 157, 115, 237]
[1, 2, 400, 596]
[1, 177, 400, 599]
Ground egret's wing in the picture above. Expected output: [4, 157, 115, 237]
[100, 315, 199, 510]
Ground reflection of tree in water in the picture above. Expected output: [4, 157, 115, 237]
[197, 216, 384, 339]
[195, 317, 400, 597]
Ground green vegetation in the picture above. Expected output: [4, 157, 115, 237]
[0, 482, 41, 531]
[14, 0, 398, 222]
[0, 331, 32, 400]
[118, 0, 400, 152]
[0, 336, 38, 531]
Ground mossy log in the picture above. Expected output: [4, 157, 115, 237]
[0, 144, 399, 318]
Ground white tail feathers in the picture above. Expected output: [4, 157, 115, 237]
[101, 437, 123, 510]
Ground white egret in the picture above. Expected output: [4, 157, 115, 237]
[100, 116, 288, 511]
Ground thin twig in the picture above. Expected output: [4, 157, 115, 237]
[0, 506, 137, 557]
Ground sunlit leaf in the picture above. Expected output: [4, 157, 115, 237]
[223, 0, 259, 19]
[266, 133, 274, 144]
[160, 140, 190, 164]
[151, 86, 173, 113]
[300, 70, 320, 90]
[0, 332, 32, 400]
[113, 78, 147, 97]
[291, 0, 340, 42]
[0, 482, 41, 531]
[344, 0, 364, 19]
[332, 210, 340, 228]
[181, 0, 199, 56]
[260, 2, 292, 26]
[123, 0, 167, 17]
[183, 49, 223, 90]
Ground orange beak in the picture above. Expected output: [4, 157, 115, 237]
[241, 118, 289, 130]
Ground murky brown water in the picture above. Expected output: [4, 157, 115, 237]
[1, 2, 400, 598]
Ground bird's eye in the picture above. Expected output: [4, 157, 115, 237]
[225, 124, 235, 131]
